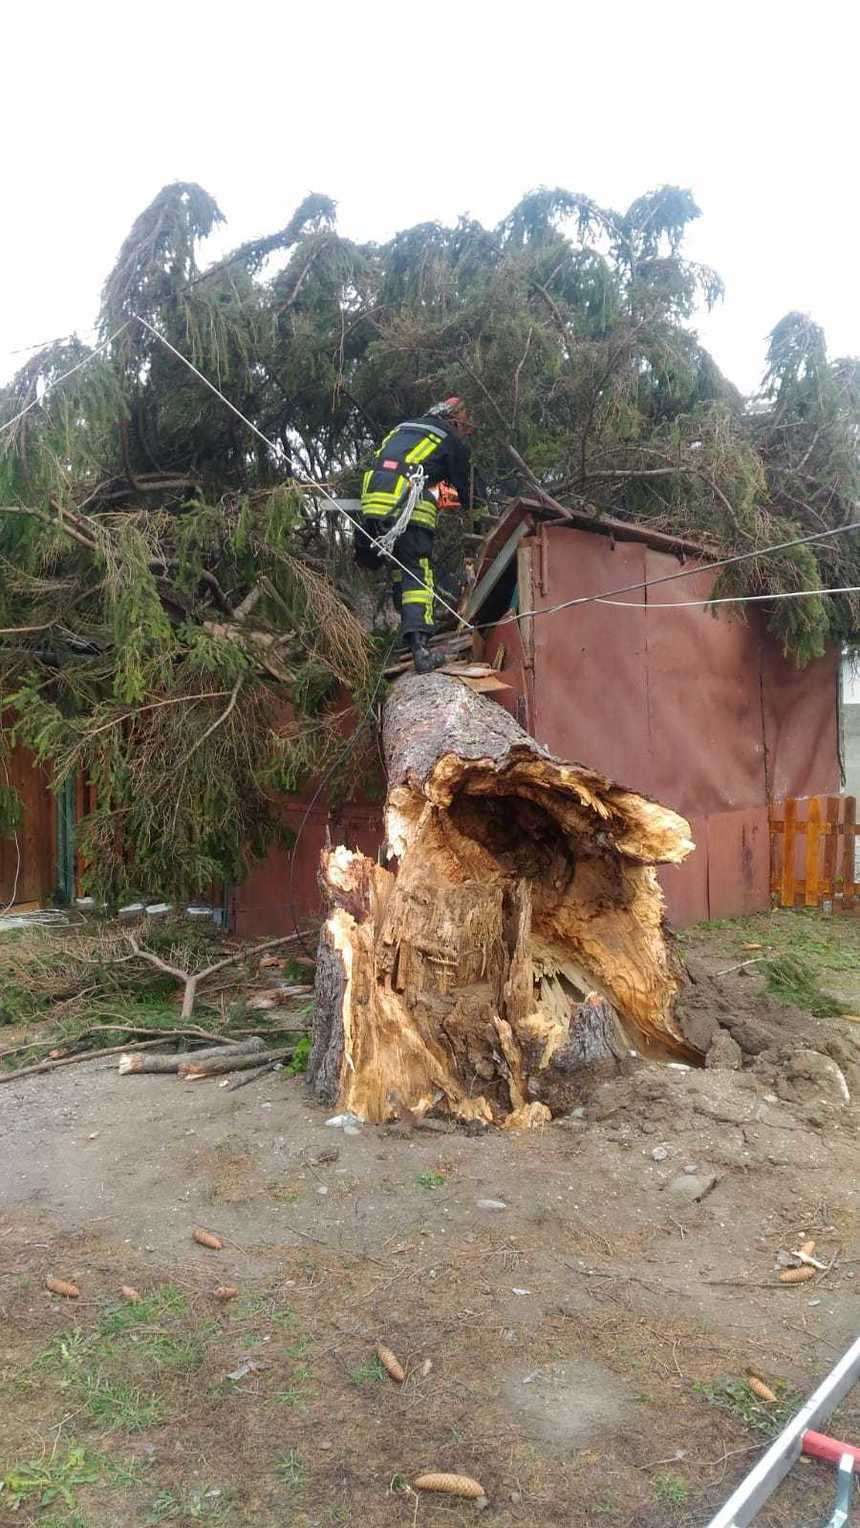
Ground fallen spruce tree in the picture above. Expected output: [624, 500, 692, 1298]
[309, 673, 699, 1126]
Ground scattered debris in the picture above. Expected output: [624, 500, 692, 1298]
[792, 1248, 828, 1271]
[226, 1357, 263, 1381]
[421, 1359, 433, 1377]
[413, 1473, 486, 1500]
[248, 984, 312, 1009]
[651, 1145, 670, 1162]
[192, 1228, 223, 1251]
[376, 1344, 406, 1384]
[325, 1113, 363, 1133]
[45, 1277, 79, 1299]
[476, 1199, 507, 1211]
[127, 931, 312, 1021]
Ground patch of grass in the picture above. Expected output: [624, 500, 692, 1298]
[416, 1169, 445, 1190]
[652, 1474, 689, 1506]
[274, 1384, 310, 1410]
[143, 1486, 231, 1522]
[271, 1304, 301, 1328]
[132, 1333, 203, 1371]
[349, 1355, 387, 1385]
[283, 1332, 312, 1358]
[35, 1516, 90, 1528]
[0, 1446, 100, 1512]
[83, 1372, 165, 1430]
[592, 1492, 620, 1516]
[275, 1448, 307, 1488]
[696, 1376, 802, 1436]
[32, 1327, 168, 1430]
[98, 1285, 188, 1334]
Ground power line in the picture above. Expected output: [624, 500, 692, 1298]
[598, 583, 860, 609]
[489, 520, 860, 630]
[5, 314, 860, 637]
[0, 324, 130, 436]
[134, 316, 473, 633]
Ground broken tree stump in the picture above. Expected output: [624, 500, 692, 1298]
[308, 673, 697, 1126]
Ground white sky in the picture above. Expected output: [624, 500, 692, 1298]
[1, 1, 858, 395]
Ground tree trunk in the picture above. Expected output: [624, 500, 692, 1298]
[309, 673, 697, 1126]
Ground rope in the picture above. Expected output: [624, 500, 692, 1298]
[376, 467, 426, 553]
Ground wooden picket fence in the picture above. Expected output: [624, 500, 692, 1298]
[769, 795, 858, 910]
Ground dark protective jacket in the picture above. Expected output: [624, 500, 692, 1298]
[360, 413, 480, 532]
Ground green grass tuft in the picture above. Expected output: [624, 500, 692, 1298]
[415, 1170, 445, 1190]
[275, 1448, 307, 1487]
[695, 1375, 802, 1436]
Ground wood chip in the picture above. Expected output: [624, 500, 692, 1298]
[376, 1343, 406, 1383]
[120, 1285, 141, 1300]
[778, 1266, 815, 1284]
[799, 1239, 816, 1257]
[192, 1228, 224, 1250]
[46, 1277, 79, 1299]
[213, 1285, 239, 1300]
[414, 1473, 486, 1499]
[747, 1376, 777, 1403]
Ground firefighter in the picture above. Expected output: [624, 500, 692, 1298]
[357, 398, 479, 673]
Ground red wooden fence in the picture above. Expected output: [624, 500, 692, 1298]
[770, 796, 858, 910]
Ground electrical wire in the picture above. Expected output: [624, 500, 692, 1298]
[6, 313, 860, 636]
[486, 520, 860, 630]
[597, 584, 860, 609]
[0, 323, 131, 436]
[134, 316, 473, 633]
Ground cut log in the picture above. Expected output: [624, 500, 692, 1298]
[309, 673, 697, 1126]
[118, 1037, 265, 1075]
[178, 1046, 291, 1079]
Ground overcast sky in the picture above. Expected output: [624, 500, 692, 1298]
[2, 1, 857, 396]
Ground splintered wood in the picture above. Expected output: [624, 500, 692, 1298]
[309, 673, 696, 1127]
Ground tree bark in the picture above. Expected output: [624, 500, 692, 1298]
[309, 673, 697, 1126]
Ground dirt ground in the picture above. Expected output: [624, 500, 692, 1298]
[3, 909, 860, 1528]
